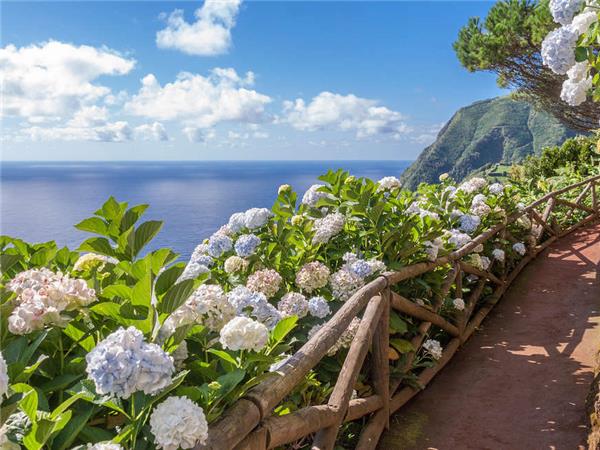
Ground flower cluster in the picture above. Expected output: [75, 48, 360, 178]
[452, 298, 465, 311]
[247, 268, 283, 298]
[302, 184, 334, 206]
[377, 176, 401, 191]
[164, 284, 236, 334]
[277, 292, 309, 318]
[149, 396, 208, 450]
[234, 234, 261, 257]
[73, 253, 118, 272]
[513, 242, 527, 256]
[0, 352, 8, 398]
[7, 268, 96, 335]
[219, 316, 269, 351]
[312, 212, 345, 244]
[86, 327, 174, 398]
[541, 0, 598, 105]
[423, 339, 443, 360]
[227, 286, 281, 328]
[295, 261, 330, 293]
[228, 208, 273, 233]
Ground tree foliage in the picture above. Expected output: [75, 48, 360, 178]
[454, 0, 600, 132]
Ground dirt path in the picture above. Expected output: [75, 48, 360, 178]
[379, 222, 600, 450]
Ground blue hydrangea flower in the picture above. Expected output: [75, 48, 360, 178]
[350, 260, 373, 278]
[85, 327, 174, 399]
[459, 214, 481, 234]
[228, 212, 246, 234]
[308, 296, 331, 319]
[234, 234, 261, 257]
[207, 234, 233, 258]
[193, 254, 214, 267]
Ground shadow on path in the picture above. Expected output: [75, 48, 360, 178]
[379, 223, 600, 450]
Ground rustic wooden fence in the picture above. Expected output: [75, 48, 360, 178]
[198, 174, 600, 450]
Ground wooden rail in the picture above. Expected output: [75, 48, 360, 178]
[197, 174, 600, 450]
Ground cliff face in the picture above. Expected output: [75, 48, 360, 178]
[401, 97, 578, 189]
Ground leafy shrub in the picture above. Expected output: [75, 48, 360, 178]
[0, 161, 595, 449]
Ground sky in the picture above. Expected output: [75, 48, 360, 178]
[1, 0, 506, 161]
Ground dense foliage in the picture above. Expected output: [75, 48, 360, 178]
[454, 0, 600, 131]
[400, 96, 577, 189]
[0, 139, 598, 449]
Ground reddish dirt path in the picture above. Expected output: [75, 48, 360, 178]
[379, 222, 600, 450]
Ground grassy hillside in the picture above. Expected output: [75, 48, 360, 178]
[401, 97, 578, 189]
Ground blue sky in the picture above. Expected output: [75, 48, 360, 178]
[1, 1, 505, 160]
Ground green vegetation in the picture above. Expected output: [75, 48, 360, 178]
[401, 96, 577, 190]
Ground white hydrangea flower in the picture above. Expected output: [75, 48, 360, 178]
[376, 176, 401, 191]
[73, 253, 118, 272]
[312, 212, 345, 244]
[447, 229, 472, 249]
[278, 184, 292, 195]
[219, 317, 269, 352]
[561, 70, 592, 106]
[247, 269, 283, 298]
[295, 261, 330, 293]
[86, 327, 174, 399]
[480, 256, 491, 271]
[0, 352, 8, 398]
[164, 285, 236, 333]
[452, 298, 465, 311]
[224, 255, 247, 274]
[172, 341, 188, 370]
[307, 296, 331, 319]
[550, 0, 583, 25]
[541, 26, 578, 74]
[150, 396, 208, 450]
[85, 443, 123, 450]
[302, 184, 334, 207]
[492, 248, 506, 262]
[423, 339, 443, 360]
[423, 238, 443, 261]
[244, 208, 273, 230]
[277, 292, 309, 318]
[513, 242, 527, 256]
[227, 212, 246, 233]
[570, 9, 598, 34]
[458, 177, 487, 194]
[488, 183, 504, 195]
[177, 261, 210, 283]
[329, 268, 365, 301]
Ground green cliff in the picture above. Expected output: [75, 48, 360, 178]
[401, 97, 578, 189]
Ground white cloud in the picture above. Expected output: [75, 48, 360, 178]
[156, 0, 242, 56]
[135, 122, 169, 141]
[125, 68, 271, 132]
[183, 127, 216, 143]
[23, 121, 133, 143]
[282, 91, 411, 139]
[0, 41, 135, 123]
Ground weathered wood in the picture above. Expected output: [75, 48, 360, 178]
[356, 409, 388, 450]
[530, 208, 556, 237]
[555, 197, 595, 214]
[345, 395, 384, 421]
[246, 277, 387, 423]
[559, 212, 598, 237]
[197, 399, 262, 450]
[312, 295, 385, 450]
[371, 290, 390, 428]
[459, 261, 503, 286]
[264, 405, 336, 448]
[390, 292, 460, 337]
[234, 427, 268, 450]
[593, 182, 598, 210]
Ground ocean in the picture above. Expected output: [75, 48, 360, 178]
[1, 161, 411, 260]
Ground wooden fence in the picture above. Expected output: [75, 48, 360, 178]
[198, 174, 600, 450]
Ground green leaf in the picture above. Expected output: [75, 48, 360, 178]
[119, 204, 149, 233]
[131, 274, 151, 307]
[52, 403, 95, 450]
[207, 349, 238, 367]
[74, 217, 109, 236]
[158, 279, 194, 313]
[101, 284, 132, 300]
[575, 46, 588, 62]
[132, 220, 163, 257]
[13, 384, 38, 423]
[100, 197, 122, 221]
[389, 311, 408, 334]
[0, 253, 23, 272]
[78, 237, 115, 257]
[154, 264, 185, 295]
[270, 316, 298, 347]
[215, 369, 246, 398]
[390, 338, 414, 354]
[50, 393, 86, 420]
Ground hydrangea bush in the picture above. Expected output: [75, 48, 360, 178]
[540, 0, 600, 106]
[0, 159, 596, 449]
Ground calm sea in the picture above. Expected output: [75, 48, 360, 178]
[1, 161, 411, 260]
